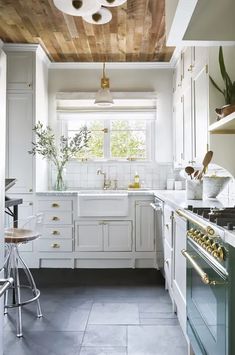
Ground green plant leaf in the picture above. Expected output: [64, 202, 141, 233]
[209, 75, 223, 94]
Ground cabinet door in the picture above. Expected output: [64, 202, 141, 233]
[173, 215, 186, 299]
[182, 47, 193, 88]
[193, 66, 209, 163]
[182, 82, 193, 164]
[135, 201, 154, 252]
[173, 214, 187, 333]
[104, 221, 132, 251]
[173, 96, 184, 164]
[75, 221, 103, 251]
[7, 93, 33, 193]
[7, 52, 33, 90]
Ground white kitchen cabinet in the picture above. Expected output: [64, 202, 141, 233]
[183, 82, 193, 164]
[173, 46, 209, 166]
[75, 220, 132, 252]
[5, 45, 48, 193]
[163, 204, 174, 302]
[135, 201, 155, 252]
[192, 65, 209, 163]
[7, 52, 33, 90]
[7, 92, 33, 193]
[173, 213, 187, 335]
[75, 221, 103, 252]
[173, 96, 184, 165]
[104, 221, 132, 251]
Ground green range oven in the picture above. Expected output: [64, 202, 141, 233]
[177, 207, 235, 355]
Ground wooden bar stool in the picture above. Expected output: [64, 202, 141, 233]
[4, 213, 43, 337]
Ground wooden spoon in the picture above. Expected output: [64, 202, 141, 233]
[198, 151, 213, 180]
[185, 166, 194, 179]
[193, 170, 200, 179]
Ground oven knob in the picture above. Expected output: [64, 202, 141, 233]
[212, 250, 219, 258]
[202, 242, 208, 249]
[212, 242, 219, 250]
[202, 235, 208, 242]
[217, 246, 225, 261]
[206, 246, 213, 253]
[187, 228, 195, 237]
[206, 238, 213, 246]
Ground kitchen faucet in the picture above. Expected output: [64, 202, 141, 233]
[97, 169, 111, 189]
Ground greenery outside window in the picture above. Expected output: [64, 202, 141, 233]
[59, 111, 155, 161]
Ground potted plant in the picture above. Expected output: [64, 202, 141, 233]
[29, 121, 90, 190]
[210, 46, 235, 120]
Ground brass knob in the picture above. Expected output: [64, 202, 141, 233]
[212, 242, 219, 250]
[52, 230, 60, 235]
[52, 216, 60, 221]
[202, 242, 208, 249]
[52, 203, 60, 208]
[206, 246, 212, 253]
[212, 250, 219, 258]
[51, 243, 60, 249]
[187, 228, 195, 237]
[217, 246, 224, 261]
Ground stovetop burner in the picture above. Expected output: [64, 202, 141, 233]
[187, 205, 235, 230]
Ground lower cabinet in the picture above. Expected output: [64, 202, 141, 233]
[173, 212, 187, 335]
[135, 201, 155, 251]
[75, 220, 132, 252]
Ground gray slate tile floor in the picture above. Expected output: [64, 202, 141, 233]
[3, 269, 187, 355]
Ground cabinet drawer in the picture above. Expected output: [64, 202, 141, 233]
[42, 227, 73, 239]
[38, 200, 72, 212]
[38, 239, 72, 252]
[44, 212, 72, 225]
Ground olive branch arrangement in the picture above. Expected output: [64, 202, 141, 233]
[29, 121, 90, 190]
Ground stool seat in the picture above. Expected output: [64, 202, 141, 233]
[4, 228, 40, 244]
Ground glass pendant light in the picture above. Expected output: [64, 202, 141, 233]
[96, 0, 127, 7]
[53, 0, 101, 17]
[95, 63, 114, 107]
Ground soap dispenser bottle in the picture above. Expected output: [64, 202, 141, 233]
[134, 172, 140, 188]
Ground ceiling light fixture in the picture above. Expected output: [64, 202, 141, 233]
[96, 0, 127, 7]
[53, 0, 101, 17]
[83, 7, 112, 25]
[95, 63, 114, 107]
[53, 0, 127, 25]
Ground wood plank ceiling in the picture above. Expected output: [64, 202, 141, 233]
[0, 0, 175, 62]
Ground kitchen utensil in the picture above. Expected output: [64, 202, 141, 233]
[185, 166, 194, 179]
[193, 170, 199, 179]
[198, 151, 213, 180]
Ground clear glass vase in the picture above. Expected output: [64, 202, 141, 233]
[54, 166, 66, 191]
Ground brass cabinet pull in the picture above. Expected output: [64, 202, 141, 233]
[52, 216, 60, 221]
[181, 249, 226, 285]
[51, 243, 60, 249]
[52, 230, 60, 235]
[52, 203, 60, 208]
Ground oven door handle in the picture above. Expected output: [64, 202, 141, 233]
[181, 249, 225, 286]
[176, 209, 215, 236]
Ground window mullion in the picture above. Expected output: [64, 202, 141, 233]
[104, 120, 110, 160]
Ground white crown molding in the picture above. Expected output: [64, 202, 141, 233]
[2, 42, 176, 69]
[3, 43, 50, 66]
[49, 61, 174, 70]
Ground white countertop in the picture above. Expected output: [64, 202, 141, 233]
[153, 190, 235, 210]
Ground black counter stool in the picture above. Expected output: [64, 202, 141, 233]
[4, 213, 43, 337]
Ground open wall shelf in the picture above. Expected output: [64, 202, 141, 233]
[209, 112, 235, 134]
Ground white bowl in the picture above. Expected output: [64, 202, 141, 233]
[203, 176, 231, 198]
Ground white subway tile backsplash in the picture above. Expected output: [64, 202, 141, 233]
[50, 161, 173, 190]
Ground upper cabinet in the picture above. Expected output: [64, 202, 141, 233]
[7, 52, 33, 91]
[173, 47, 209, 166]
[5, 45, 49, 193]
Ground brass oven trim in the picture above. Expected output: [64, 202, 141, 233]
[176, 209, 215, 236]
